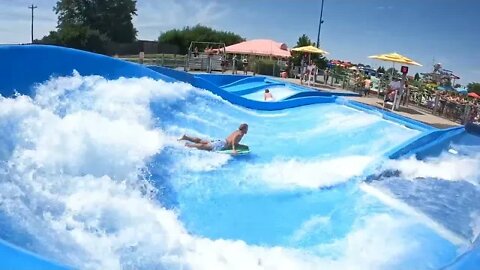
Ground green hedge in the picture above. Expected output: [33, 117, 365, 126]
[255, 59, 285, 77]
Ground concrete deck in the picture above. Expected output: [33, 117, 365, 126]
[346, 95, 459, 129]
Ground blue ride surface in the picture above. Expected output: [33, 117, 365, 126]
[159, 69, 360, 100]
[0, 45, 478, 270]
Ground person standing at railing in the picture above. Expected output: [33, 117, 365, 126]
[300, 54, 307, 85]
[323, 68, 330, 85]
[242, 57, 249, 75]
[205, 46, 213, 73]
[232, 54, 238, 74]
[306, 61, 316, 86]
[220, 54, 226, 74]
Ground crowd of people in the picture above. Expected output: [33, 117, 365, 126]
[191, 46, 250, 74]
[435, 91, 480, 123]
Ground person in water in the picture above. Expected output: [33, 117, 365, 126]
[178, 123, 249, 154]
[264, 89, 274, 101]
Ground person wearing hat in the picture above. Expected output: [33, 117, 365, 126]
[178, 123, 249, 154]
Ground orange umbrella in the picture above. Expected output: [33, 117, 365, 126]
[468, 92, 480, 99]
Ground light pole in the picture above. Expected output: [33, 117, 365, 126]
[316, 0, 325, 48]
[28, 4, 37, 43]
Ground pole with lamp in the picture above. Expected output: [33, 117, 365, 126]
[316, 0, 325, 48]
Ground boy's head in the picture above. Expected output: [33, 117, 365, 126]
[265, 89, 270, 93]
[239, 123, 249, 134]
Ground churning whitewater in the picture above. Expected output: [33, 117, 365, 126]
[0, 72, 466, 270]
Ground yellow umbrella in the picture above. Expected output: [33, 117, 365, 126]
[369, 52, 422, 80]
[369, 52, 421, 109]
[368, 52, 422, 66]
[292, 45, 329, 64]
[291, 45, 329, 54]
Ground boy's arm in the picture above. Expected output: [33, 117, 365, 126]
[231, 133, 242, 153]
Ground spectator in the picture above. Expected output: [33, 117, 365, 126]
[384, 78, 402, 108]
[300, 54, 308, 84]
[193, 46, 198, 57]
[323, 68, 330, 84]
[363, 76, 372, 96]
[232, 54, 238, 74]
[306, 60, 316, 86]
[242, 57, 249, 75]
[205, 46, 213, 73]
[220, 54, 226, 73]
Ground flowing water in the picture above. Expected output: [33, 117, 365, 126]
[0, 73, 474, 269]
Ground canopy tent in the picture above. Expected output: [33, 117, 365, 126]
[224, 39, 291, 58]
[437, 85, 456, 92]
[329, 60, 352, 68]
[468, 92, 480, 99]
[455, 87, 468, 94]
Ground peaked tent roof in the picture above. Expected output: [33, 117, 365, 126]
[225, 39, 291, 58]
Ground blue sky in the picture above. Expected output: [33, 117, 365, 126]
[1, 0, 479, 84]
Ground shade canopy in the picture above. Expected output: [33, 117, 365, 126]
[291, 45, 329, 54]
[225, 39, 291, 58]
[455, 87, 468, 93]
[368, 52, 422, 66]
[437, 85, 455, 92]
[468, 92, 480, 99]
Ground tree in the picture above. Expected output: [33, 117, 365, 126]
[385, 67, 400, 78]
[54, 0, 137, 43]
[467, 82, 480, 94]
[377, 66, 386, 74]
[37, 24, 109, 54]
[158, 25, 244, 54]
[37, 0, 137, 52]
[290, 34, 328, 69]
[295, 34, 312, 48]
[414, 73, 420, 81]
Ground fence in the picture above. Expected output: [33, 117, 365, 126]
[403, 90, 478, 124]
[120, 54, 187, 69]
[107, 40, 179, 56]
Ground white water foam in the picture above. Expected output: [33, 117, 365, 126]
[0, 73, 457, 270]
[276, 111, 383, 140]
[246, 156, 374, 189]
[360, 183, 467, 245]
[310, 213, 423, 270]
[383, 153, 480, 185]
[290, 215, 331, 243]
[470, 211, 480, 242]
[242, 86, 298, 101]
[226, 102, 290, 118]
